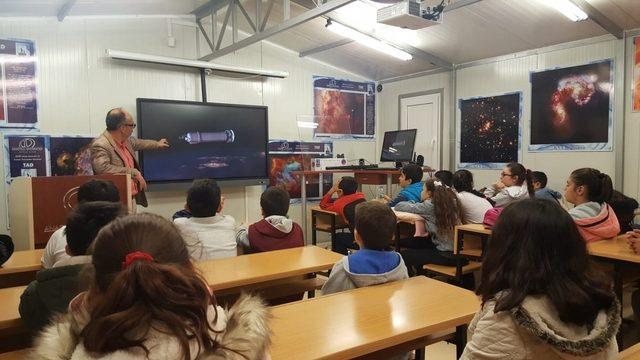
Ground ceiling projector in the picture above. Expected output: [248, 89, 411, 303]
[376, 0, 444, 30]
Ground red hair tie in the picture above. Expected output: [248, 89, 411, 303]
[122, 251, 154, 270]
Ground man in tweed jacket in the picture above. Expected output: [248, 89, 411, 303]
[91, 108, 169, 207]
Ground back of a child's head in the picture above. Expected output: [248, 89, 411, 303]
[425, 178, 461, 232]
[83, 213, 217, 358]
[338, 176, 358, 195]
[530, 171, 548, 188]
[77, 179, 120, 203]
[65, 201, 123, 256]
[434, 170, 453, 187]
[570, 168, 613, 204]
[187, 179, 221, 217]
[452, 170, 474, 193]
[354, 201, 396, 250]
[261, 186, 290, 217]
[479, 199, 614, 327]
[401, 164, 423, 184]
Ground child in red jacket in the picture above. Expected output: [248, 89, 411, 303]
[236, 186, 304, 253]
[320, 176, 366, 254]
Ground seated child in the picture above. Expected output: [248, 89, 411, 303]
[462, 199, 619, 359]
[42, 179, 120, 268]
[384, 164, 423, 207]
[452, 170, 492, 224]
[396, 178, 463, 276]
[20, 201, 123, 332]
[564, 168, 619, 242]
[609, 190, 639, 233]
[531, 171, 562, 202]
[322, 201, 408, 295]
[320, 176, 366, 254]
[483, 162, 534, 207]
[174, 179, 237, 260]
[237, 186, 303, 253]
[434, 170, 453, 187]
[31, 213, 271, 359]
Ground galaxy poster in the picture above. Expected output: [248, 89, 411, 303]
[530, 60, 613, 152]
[633, 38, 640, 112]
[0, 38, 38, 128]
[458, 93, 521, 169]
[313, 76, 375, 139]
[49, 137, 94, 176]
[268, 140, 333, 202]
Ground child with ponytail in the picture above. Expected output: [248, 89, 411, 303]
[565, 168, 620, 242]
[483, 162, 534, 207]
[31, 213, 271, 360]
[395, 178, 463, 276]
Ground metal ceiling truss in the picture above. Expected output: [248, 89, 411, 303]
[194, 0, 355, 61]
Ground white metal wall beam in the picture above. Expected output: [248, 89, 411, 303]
[570, 0, 623, 39]
[199, 0, 356, 61]
[192, 0, 232, 20]
[57, 0, 76, 22]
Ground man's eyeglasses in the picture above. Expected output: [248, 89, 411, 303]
[501, 172, 513, 177]
[122, 123, 137, 129]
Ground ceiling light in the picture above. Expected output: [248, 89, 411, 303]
[539, 0, 588, 22]
[325, 20, 413, 61]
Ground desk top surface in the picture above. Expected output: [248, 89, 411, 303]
[0, 285, 26, 330]
[269, 276, 480, 360]
[456, 224, 492, 235]
[588, 236, 640, 264]
[199, 246, 343, 292]
[0, 249, 43, 275]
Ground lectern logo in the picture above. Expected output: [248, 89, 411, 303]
[62, 186, 80, 209]
[18, 138, 36, 149]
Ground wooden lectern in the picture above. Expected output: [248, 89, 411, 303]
[9, 175, 131, 250]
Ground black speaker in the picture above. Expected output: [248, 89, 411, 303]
[359, 158, 365, 166]
[416, 155, 424, 166]
[376, 84, 383, 92]
[395, 161, 402, 169]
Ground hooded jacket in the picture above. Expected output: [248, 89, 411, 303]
[484, 183, 530, 208]
[320, 192, 366, 222]
[388, 182, 423, 207]
[29, 293, 271, 360]
[535, 188, 562, 202]
[321, 250, 408, 295]
[569, 202, 620, 243]
[240, 216, 304, 253]
[461, 294, 620, 360]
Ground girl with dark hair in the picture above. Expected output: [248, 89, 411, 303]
[452, 170, 492, 224]
[395, 178, 463, 275]
[31, 213, 271, 360]
[565, 168, 620, 242]
[462, 199, 619, 359]
[483, 162, 534, 207]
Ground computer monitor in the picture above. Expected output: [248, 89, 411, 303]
[380, 129, 417, 163]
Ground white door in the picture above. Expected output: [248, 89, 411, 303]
[400, 93, 441, 170]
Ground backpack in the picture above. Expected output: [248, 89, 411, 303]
[483, 207, 504, 228]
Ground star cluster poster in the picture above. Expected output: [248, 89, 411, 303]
[458, 93, 521, 169]
[530, 60, 612, 152]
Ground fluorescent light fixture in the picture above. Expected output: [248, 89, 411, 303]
[539, 0, 588, 22]
[325, 20, 412, 61]
[106, 49, 289, 78]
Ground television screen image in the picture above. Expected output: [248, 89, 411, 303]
[380, 129, 417, 162]
[137, 99, 268, 183]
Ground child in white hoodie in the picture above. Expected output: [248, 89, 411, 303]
[483, 162, 534, 207]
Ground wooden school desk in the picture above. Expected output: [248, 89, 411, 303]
[0, 249, 44, 288]
[588, 236, 640, 303]
[0, 286, 30, 353]
[199, 246, 342, 295]
[269, 276, 480, 359]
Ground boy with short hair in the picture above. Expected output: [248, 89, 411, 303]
[320, 176, 366, 254]
[21, 201, 123, 332]
[531, 171, 562, 202]
[384, 163, 423, 207]
[236, 186, 303, 253]
[174, 179, 237, 260]
[322, 201, 408, 295]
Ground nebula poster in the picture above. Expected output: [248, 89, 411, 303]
[49, 137, 94, 176]
[313, 76, 375, 139]
[458, 93, 521, 169]
[268, 140, 333, 203]
[633, 38, 640, 112]
[0, 38, 38, 128]
[530, 60, 613, 152]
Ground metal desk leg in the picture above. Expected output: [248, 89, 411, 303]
[455, 324, 467, 359]
[415, 348, 425, 360]
[301, 173, 307, 244]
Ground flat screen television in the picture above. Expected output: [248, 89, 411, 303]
[380, 129, 417, 162]
[137, 98, 268, 186]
